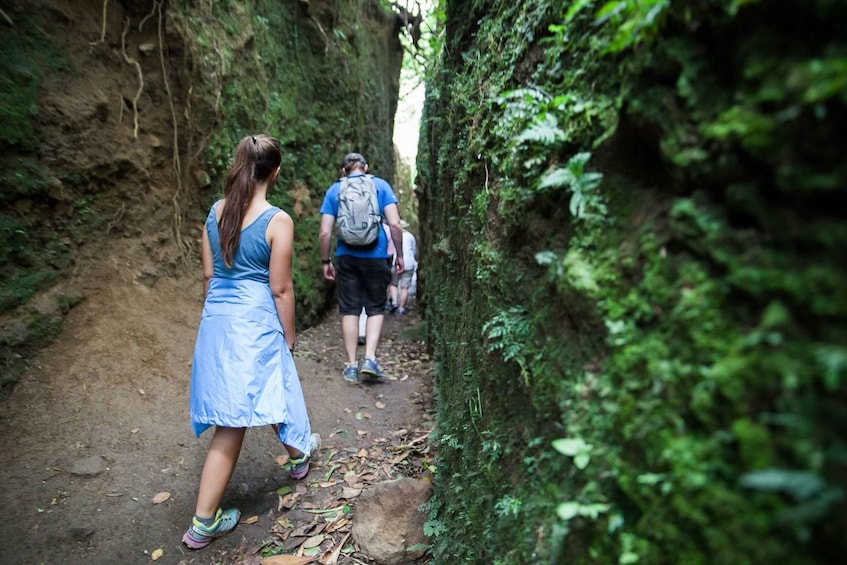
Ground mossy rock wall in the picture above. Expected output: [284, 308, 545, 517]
[171, 0, 403, 325]
[0, 0, 402, 385]
[418, 0, 847, 562]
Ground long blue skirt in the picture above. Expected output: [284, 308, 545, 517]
[189, 278, 311, 454]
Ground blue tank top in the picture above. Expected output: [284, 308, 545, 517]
[206, 201, 281, 284]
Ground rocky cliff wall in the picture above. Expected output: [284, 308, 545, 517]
[0, 0, 403, 387]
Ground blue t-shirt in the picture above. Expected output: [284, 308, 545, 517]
[320, 173, 398, 259]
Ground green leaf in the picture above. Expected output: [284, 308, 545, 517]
[565, 0, 596, 22]
[580, 502, 610, 518]
[636, 473, 666, 486]
[538, 167, 575, 190]
[620, 552, 640, 564]
[557, 501, 580, 520]
[570, 192, 585, 217]
[515, 114, 565, 145]
[552, 437, 589, 456]
[815, 345, 847, 391]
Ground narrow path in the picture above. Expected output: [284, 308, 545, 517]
[0, 264, 432, 565]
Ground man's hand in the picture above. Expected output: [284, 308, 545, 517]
[322, 262, 336, 281]
[394, 256, 405, 275]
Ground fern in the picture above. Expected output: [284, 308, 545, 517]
[515, 113, 566, 145]
[483, 306, 533, 382]
[537, 152, 606, 219]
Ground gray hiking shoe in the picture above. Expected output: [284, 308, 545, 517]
[343, 362, 359, 383]
[360, 357, 385, 380]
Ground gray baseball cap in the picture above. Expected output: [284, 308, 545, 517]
[342, 153, 367, 168]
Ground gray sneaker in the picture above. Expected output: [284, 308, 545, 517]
[343, 362, 359, 383]
[360, 357, 385, 380]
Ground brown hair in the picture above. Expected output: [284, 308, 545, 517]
[219, 134, 282, 267]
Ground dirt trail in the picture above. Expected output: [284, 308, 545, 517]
[0, 244, 433, 565]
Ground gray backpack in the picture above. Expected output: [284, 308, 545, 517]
[337, 174, 381, 248]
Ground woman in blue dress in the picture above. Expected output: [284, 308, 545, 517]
[183, 134, 319, 549]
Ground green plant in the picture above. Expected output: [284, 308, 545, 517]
[419, 0, 847, 562]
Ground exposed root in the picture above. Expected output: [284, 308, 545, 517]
[89, 0, 108, 45]
[310, 16, 329, 55]
[0, 8, 14, 26]
[120, 17, 143, 139]
[137, 1, 157, 32]
[157, 0, 189, 262]
[106, 202, 126, 235]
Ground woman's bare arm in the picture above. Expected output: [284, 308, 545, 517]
[267, 211, 296, 351]
[201, 227, 214, 298]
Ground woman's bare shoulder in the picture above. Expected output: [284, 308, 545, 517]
[270, 207, 293, 225]
[266, 208, 293, 240]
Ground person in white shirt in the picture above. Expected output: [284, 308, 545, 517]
[395, 220, 417, 315]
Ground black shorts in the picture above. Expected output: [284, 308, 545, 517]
[336, 255, 392, 316]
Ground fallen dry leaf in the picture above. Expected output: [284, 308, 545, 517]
[290, 524, 312, 538]
[340, 487, 361, 499]
[278, 493, 293, 511]
[151, 492, 170, 504]
[261, 555, 314, 565]
[131, 428, 140, 434]
[319, 532, 350, 565]
[375, 401, 386, 409]
[305, 522, 328, 536]
[356, 448, 368, 457]
[151, 547, 164, 560]
[241, 515, 259, 524]
[302, 533, 325, 549]
[325, 517, 349, 533]
[390, 452, 411, 465]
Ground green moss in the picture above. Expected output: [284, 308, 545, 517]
[733, 418, 776, 470]
[420, 0, 847, 562]
[172, 0, 402, 325]
[0, 13, 67, 149]
[1, 0, 402, 392]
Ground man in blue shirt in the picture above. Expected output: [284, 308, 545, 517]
[319, 153, 405, 383]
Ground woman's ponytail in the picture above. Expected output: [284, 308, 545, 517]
[218, 135, 281, 268]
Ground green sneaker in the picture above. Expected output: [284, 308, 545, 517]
[182, 507, 241, 549]
[289, 433, 321, 479]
